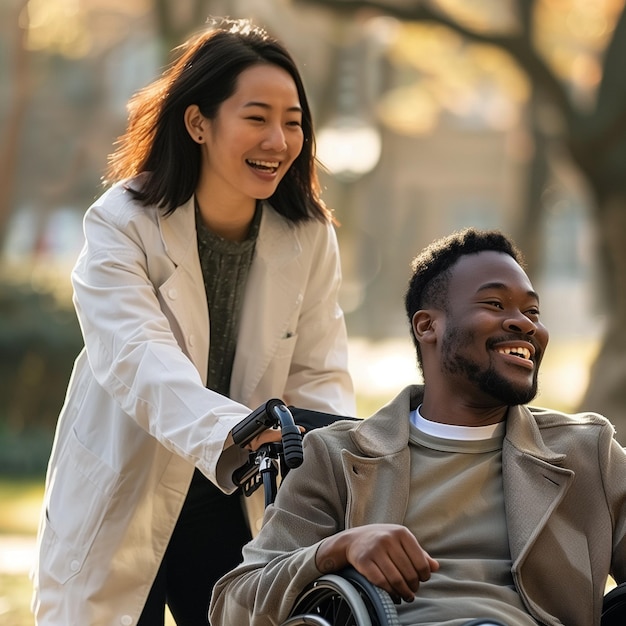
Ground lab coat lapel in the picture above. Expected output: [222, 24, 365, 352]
[157, 197, 210, 383]
[230, 205, 301, 405]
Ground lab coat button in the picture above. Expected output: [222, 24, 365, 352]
[168, 288, 178, 299]
[70, 559, 80, 572]
[120, 615, 133, 625]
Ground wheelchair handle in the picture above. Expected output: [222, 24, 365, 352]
[279, 418, 304, 469]
[232, 398, 284, 447]
[231, 399, 303, 469]
[231, 442, 282, 489]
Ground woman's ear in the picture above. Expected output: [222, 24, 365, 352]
[184, 104, 206, 143]
[412, 310, 437, 345]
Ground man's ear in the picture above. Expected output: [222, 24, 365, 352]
[412, 310, 438, 345]
[184, 104, 207, 143]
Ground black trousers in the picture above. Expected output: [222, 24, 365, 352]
[138, 469, 252, 626]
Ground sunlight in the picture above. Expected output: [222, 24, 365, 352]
[349, 336, 599, 415]
[25, 0, 90, 58]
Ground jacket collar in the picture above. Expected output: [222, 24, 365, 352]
[351, 384, 566, 464]
[504, 404, 566, 463]
[351, 385, 417, 456]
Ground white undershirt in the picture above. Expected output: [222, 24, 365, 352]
[410, 405, 506, 441]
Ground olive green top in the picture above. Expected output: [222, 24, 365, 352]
[196, 201, 262, 396]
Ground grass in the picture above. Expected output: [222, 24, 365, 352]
[0, 475, 173, 625]
[0, 477, 43, 625]
[0, 572, 35, 626]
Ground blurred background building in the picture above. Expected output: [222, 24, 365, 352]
[1, 0, 625, 473]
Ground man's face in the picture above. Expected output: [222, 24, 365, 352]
[436, 251, 549, 406]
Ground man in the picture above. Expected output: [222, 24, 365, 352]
[210, 228, 626, 626]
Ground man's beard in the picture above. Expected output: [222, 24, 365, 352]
[441, 326, 539, 406]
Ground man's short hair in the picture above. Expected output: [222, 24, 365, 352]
[404, 228, 524, 366]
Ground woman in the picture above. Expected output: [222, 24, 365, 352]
[32, 17, 355, 626]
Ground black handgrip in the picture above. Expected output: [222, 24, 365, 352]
[231, 398, 284, 447]
[279, 423, 304, 469]
[268, 403, 303, 468]
[231, 399, 303, 466]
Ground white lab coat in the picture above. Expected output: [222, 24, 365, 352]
[32, 179, 355, 625]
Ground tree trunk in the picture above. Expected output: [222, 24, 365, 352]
[578, 191, 626, 443]
[0, 0, 31, 249]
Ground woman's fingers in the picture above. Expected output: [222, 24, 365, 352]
[246, 427, 280, 450]
[247, 426, 305, 450]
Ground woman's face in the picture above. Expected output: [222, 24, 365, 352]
[197, 63, 304, 205]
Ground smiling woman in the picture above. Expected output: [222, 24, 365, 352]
[187, 62, 305, 241]
[31, 17, 355, 626]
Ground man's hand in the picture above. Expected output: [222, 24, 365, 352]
[315, 523, 439, 603]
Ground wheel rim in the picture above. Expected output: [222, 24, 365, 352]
[289, 574, 373, 626]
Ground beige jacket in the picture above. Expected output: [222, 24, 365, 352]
[32, 180, 355, 625]
[211, 385, 626, 626]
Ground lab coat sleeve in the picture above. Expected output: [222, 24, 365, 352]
[72, 193, 250, 490]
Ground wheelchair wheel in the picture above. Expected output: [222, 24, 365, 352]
[282, 617, 332, 626]
[284, 567, 399, 626]
[282, 616, 332, 626]
[602, 582, 626, 626]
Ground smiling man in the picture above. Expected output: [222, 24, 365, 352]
[210, 228, 626, 626]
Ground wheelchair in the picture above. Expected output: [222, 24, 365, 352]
[232, 400, 626, 626]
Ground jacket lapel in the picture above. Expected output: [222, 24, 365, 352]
[155, 199, 305, 401]
[503, 405, 573, 566]
[344, 391, 577, 574]
[344, 386, 417, 527]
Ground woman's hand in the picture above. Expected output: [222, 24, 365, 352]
[245, 427, 281, 450]
[245, 426, 305, 451]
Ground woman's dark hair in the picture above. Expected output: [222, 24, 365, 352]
[404, 227, 524, 369]
[105, 17, 330, 223]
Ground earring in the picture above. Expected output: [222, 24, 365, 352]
[197, 135, 203, 142]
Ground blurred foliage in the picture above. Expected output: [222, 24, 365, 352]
[0, 275, 82, 475]
[0, 477, 42, 534]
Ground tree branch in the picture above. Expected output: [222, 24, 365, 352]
[296, 0, 578, 132]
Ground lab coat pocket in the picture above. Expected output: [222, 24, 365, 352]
[271, 332, 298, 384]
[277, 332, 298, 357]
[251, 332, 298, 401]
[41, 428, 120, 584]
